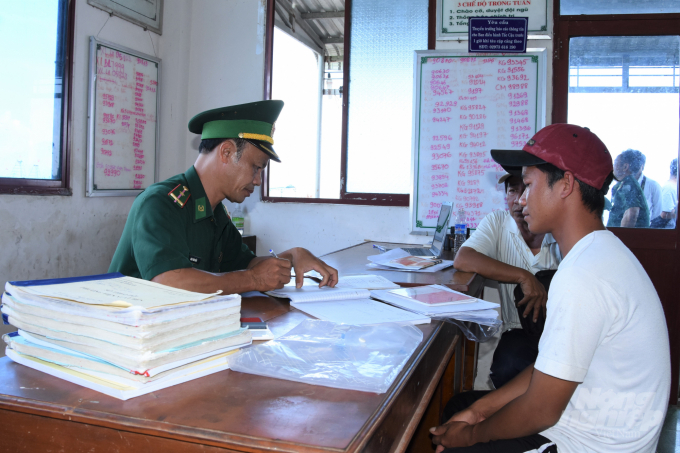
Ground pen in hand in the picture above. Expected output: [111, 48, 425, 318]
[270, 249, 297, 287]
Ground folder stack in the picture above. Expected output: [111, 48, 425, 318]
[1, 273, 251, 400]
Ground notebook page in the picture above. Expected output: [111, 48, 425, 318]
[266, 287, 371, 303]
[335, 275, 400, 290]
[277, 289, 371, 303]
[291, 299, 431, 325]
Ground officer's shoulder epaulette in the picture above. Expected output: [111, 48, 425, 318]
[168, 184, 191, 208]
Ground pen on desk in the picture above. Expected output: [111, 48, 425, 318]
[373, 244, 387, 253]
[269, 249, 279, 258]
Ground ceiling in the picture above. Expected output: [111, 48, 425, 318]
[274, 0, 345, 61]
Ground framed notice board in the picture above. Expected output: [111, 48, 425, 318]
[86, 37, 161, 197]
[410, 49, 546, 234]
[436, 0, 548, 40]
[87, 0, 164, 35]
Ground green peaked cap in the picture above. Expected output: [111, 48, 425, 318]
[188, 100, 284, 162]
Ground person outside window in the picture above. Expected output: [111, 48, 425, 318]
[607, 149, 650, 228]
[633, 151, 662, 224]
[660, 158, 678, 229]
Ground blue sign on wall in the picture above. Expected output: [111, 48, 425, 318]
[468, 17, 528, 53]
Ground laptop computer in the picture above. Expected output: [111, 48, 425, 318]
[401, 202, 453, 257]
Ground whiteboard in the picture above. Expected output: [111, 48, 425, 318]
[410, 49, 546, 234]
[86, 37, 161, 197]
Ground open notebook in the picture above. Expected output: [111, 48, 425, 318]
[388, 285, 478, 306]
[265, 286, 430, 326]
[371, 288, 499, 318]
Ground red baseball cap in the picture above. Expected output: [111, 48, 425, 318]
[490, 124, 613, 190]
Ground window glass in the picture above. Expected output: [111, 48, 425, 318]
[568, 36, 679, 229]
[561, 0, 680, 16]
[269, 27, 324, 198]
[0, 0, 67, 179]
[346, 0, 428, 194]
[319, 71, 343, 199]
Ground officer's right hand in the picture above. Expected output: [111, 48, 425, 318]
[249, 257, 292, 291]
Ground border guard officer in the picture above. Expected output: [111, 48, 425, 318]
[110, 100, 338, 293]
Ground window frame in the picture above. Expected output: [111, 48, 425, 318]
[552, 2, 680, 247]
[262, 0, 436, 206]
[0, 0, 75, 196]
[553, 1, 680, 404]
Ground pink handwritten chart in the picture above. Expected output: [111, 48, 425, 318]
[411, 51, 545, 234]
[86, 37, 160, 196]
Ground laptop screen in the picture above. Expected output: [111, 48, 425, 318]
[432, 203, 452, 252]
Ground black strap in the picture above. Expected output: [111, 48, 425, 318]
[513, 269, 557, 338]
[641, 176, 646, 190]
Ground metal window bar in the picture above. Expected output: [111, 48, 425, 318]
[569, 61, 679, 93]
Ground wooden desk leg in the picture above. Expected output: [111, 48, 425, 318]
[454, 335, 464, 395]
[405, 333, 462, 453]
[463, 338, 478, 392]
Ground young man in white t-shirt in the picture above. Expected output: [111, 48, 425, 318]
[431, 124, 671, 453]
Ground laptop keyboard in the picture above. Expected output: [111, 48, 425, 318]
[401, 247, 435, 256]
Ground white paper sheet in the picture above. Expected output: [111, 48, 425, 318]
[335, 274, 400, 290]
[266, 287, 371, 303]
[10, 277, 222, 309]
[291, 299, 430, 326]
[366, 261, 454, 273]
[367, 248, 445, 270]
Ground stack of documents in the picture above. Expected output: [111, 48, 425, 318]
[1, 273, 252, 400]
[367, 249, 453, 272]
[371, 284, 499, 320]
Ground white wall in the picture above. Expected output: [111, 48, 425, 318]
[236, 198, 424, 256]
[184, 0, 270, 168]
[0, 0, 193, 338]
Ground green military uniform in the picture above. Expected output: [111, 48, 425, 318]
[607, 174, 650, 228]
[109, 166, 255, 279]
[109, 100, 284, 280]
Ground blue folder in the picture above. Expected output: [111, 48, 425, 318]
[8, 272, 124, 287]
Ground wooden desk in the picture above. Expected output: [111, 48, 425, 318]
[0, 243, 483, 453]
[321, 242, 483, 294]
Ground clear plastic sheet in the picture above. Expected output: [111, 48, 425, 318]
[228, 320, 423, 393]
[433, 313, 503, 343]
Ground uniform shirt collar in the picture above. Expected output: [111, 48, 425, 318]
[184, 166, 215, 223]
